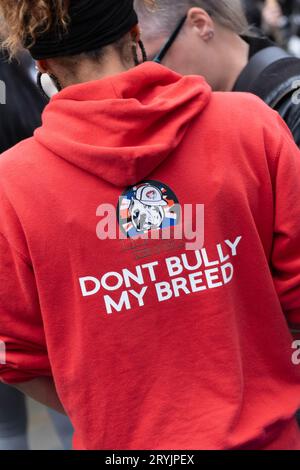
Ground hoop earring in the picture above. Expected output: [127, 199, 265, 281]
[50, 74, 62, 92]
[37, 71, 62, 100]
[132, 39, 148, 66]
[139, 40, 148, 62]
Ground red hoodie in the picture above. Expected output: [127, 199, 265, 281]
[0, 63, 300, 450]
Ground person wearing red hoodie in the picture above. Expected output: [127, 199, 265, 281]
[0, 0, 300, 451]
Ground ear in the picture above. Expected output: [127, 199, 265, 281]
[36, 59, 49, 74]
[131, 24, 141, 43]
[186, 7, 215, 41]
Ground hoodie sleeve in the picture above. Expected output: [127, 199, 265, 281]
[0, 232, 51, 384]
[269, 113, 300, 337]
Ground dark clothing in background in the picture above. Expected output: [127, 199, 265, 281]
[243, 0, 299, 21]
[0, 385, 27, 439]
[243, 0, 262, 28]
[242, 0, 300, 38]
[234, 35, 300, 146]
[279, 0, 300, 17]
[0, 53, 46, 153]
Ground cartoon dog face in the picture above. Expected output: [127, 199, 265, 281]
[129, 200, 165, 232]
[129, 184, 167, 232]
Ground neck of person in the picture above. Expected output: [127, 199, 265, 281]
[53, 48, 135, 89]
[216, 33, 250, 92]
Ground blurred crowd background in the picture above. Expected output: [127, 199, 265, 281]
[243, 0, 300, 55]
[0, 0, 300, 451]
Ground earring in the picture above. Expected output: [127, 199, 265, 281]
[207, 30, 215, 40]
[49, 74, 62, 92]
[132, 39, 148, 66]
[138, 40, 148, 62]
[37, 71, 62, 100]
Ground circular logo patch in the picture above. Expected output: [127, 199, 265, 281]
[117, 180, 180, 238]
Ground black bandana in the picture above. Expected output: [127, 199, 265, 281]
[27, 0, 138, 60]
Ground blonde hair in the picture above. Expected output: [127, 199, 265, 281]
[135, 0, 248, 36]
[0, 0, 70, 58]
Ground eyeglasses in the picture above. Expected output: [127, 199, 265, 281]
[153, 15, 187, 64]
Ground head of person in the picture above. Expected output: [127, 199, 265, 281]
[0, 0, 146, 93]
[135, 0, 250, 90]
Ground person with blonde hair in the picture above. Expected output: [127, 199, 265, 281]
[135, 0, 300, 145]
[0, 0, 300, 450]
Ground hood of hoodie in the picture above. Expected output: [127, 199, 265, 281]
[35, 62, 211, 187]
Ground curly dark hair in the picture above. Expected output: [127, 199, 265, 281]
[0, 0, 70, 58]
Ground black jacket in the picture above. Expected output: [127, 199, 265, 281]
[0, 53, 46, 154]
[233, 36, 300, 146]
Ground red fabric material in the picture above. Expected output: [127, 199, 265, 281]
[262, 419, 300, 450]
[0, 63, 300, 449]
